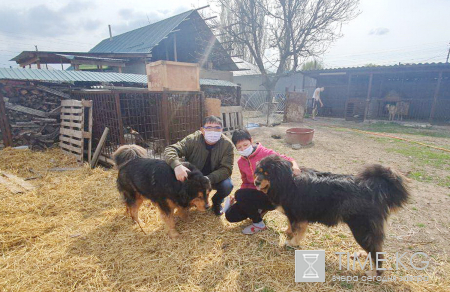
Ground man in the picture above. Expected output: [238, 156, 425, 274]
[311, 87, 324, 120]
[164, 116, 234, 215]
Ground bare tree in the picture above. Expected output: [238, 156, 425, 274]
[210, 0, 360, 93]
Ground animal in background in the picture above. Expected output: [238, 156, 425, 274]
[386, 104, 397, 121]
[395, 101, 410, 121]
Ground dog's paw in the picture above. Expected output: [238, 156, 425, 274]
[285, 229, 293, 238]
[168, 230, 180, 239]
[284, 239, 299, 248]
[350, 250, 368, 259]
[365, 270, 378, 277]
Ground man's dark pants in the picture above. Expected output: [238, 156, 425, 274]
[211, 178, 233, 215]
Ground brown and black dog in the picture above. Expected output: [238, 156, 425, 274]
[113, 145, 211, 238]
[254, 155, 410, 276]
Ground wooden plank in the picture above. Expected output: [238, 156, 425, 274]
[0, 94, 13, 147]
[81, 100, 93, 107]
[0, 171, 35, 193]
[48, 106, 62, 116]
[223, 112, 229, 130]
[60, 114, 83, 121]
[0, 171, 35, 191]
[60, 120, 82, 129]
[87, 101, 93, 164]
[220, 106, 242, 114]
[59, 135, 83, 147]
[60, 128, 83, 139]
[97, 154, 115, 166]
[60, 142, 83, 155]
[61, 100, 83, 107]
[60, 107, 83, 114]
[91, 127, 109, 168]
[82, 132, 91, 139]
[37, 85, 71, 99]
[0, 176, 23, 194]
[4, 101, 48, 117]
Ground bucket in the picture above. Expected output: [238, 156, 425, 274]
[285, 128, 314, 146]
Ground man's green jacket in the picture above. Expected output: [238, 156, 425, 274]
[164, 130, 234, 184]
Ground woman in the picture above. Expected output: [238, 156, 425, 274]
[224, 129, 301, 234]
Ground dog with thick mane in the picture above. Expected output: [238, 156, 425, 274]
[113, 145, 211, 238]
[254, 155, 410, 276]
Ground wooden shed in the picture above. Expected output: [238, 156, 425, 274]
[301, 63, 450, 123]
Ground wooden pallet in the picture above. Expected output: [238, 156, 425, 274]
[59, 100, 92, 163]
[221, 106, 243, 132]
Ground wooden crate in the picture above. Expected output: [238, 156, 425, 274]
[221, 106, 243, 132]
[146, 61, 200, 92]
[59, 100, 92, 163]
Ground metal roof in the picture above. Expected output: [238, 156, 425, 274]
[0, 68, 147, 84]
[302, 62, 450, 76]
[199, 79, 238, 87]
[90, 10, 194, 53]
[232, 57, 262, 76]
[0, 68, 240, 87]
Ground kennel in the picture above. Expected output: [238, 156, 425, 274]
[72, 89, 204, 162]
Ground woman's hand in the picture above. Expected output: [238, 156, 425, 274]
[292, 167, 302, 176]
[291, 160, 302, 176]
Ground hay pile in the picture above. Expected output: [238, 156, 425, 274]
[0, 148, 449, 291]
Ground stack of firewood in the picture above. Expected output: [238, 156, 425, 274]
[1, 82, 71, 150]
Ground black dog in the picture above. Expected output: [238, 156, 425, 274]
[254, 155, 410, 276]
[113, 145, 211, 238]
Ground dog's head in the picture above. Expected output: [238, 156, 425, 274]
[254, 155, 293, 194]
[182, 163, 212, 211]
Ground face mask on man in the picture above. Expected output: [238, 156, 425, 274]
[204, 131, 222, 144]
[238, 144, 253, 157]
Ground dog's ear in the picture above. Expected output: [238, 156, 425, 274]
[178, 183, 191, 206]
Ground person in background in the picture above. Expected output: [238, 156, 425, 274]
[223, 129, 301, 234]
[164, 116, 234, 215]
[311, 87, 324, 120]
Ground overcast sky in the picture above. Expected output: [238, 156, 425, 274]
[0, 0, 449, 69]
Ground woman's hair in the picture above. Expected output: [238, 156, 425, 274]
[232, 129, 252, 145]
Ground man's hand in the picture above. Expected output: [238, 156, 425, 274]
[174, 165, 190, 181]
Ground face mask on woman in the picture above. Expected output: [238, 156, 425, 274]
[204, 131, 222, 144]
[238, 144, 253, 157]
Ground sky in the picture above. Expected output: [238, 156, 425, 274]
[0, 0, 449, 69]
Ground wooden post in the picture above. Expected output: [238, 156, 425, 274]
[161, 91, 171, 145]
[364, 73, 373, 121]
[91, 127, 109, 168]
[114, 92, 125, 145]
[173, 34, 178, 62]
[0, 92, 13, 147]
[236, 86, 241, 106]
[429, 71, 443, 123]
[344, 74, 352, 119]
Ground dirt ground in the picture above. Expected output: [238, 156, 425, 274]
[1, 118, 449, 291]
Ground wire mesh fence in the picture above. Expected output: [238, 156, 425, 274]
[240, 90, 287, 126]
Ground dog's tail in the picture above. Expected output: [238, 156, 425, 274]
[357, 164, 410, 213]
[112, 144, 147, 169]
